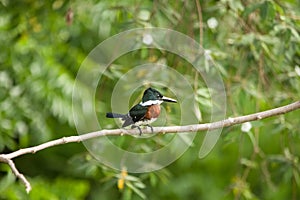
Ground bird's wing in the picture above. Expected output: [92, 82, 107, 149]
[129, 104, 148, 123]
[122, 104, 148, 127]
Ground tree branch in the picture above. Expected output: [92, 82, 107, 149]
[0, 157, 32, 193]
[0, 100, 300, 192]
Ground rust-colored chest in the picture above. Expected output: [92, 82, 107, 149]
[144, 104, 161, 120]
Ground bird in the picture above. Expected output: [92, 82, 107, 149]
[106, 87, 177, 135]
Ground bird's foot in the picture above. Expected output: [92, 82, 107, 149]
[131, 125, 142, 136]
[146, 124, 154, 133]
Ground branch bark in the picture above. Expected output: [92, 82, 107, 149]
[0, 100, 300, 193]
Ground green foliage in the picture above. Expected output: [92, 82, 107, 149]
[1, 0, 300, 199]
[1, 176, 89, 200]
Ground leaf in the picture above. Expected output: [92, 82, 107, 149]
[122, 188, 132, 200]
[0, 170, 16, 193]
[260, 1, 275, 22]
[242, 3, 261, 18]
[240, 158, 257, 169]
[133, 181, 146, 189]
[293, 169, 300, 187]
[123, 175, 140, 182]
[126, 182, 146, 200]
[149, 173, 157, 187]
[197, 88, 211, 98]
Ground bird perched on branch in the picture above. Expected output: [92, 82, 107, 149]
[106, 87, 177, 135]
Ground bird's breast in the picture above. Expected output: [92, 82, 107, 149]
[145, 104, 161, 119]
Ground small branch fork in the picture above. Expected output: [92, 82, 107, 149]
[0, 101, 300, 193]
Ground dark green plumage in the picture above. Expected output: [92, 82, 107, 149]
[122, 104, 148, 127]
[142, 88, 162, 102]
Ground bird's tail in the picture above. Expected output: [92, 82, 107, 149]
[106, 112, 127, 119]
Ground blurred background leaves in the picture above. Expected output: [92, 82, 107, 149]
[0, 0, 300, 199]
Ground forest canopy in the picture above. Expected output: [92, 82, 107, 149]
[0, 0, 300, 199]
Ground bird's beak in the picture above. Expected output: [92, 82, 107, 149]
[162, 96, 177, 103]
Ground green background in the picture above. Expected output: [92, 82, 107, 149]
[0, 0, 300, 199]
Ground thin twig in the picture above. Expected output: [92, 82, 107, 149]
[0, 100, 299, 192]
[0, 157, 32, 193]
[195, 0, 203, 47]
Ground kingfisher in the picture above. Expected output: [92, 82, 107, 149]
[106, 87, 177, 134]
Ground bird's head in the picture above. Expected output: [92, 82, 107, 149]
[141, 88, 177, 106]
